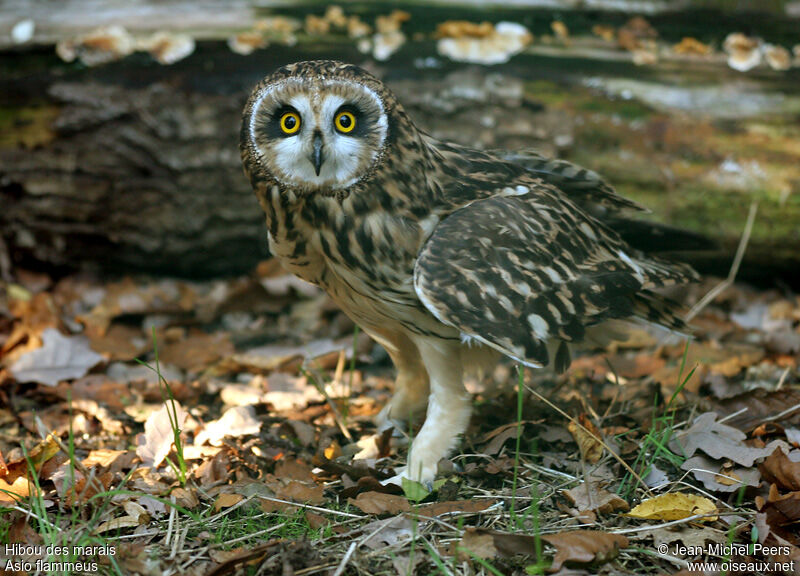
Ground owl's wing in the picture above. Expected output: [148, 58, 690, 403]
[413, 188, 696, 367]
[496, 149, 645, 217]
[500, 149, 716, 253]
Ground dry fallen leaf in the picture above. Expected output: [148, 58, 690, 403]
[214, 492, 245, 511]
[643, 464, 670, 489]
[650, 525, 727, 551]
[52, 466, 114, 505]
[274, 458, 315, 482]
[760, 448, 800, 492]
[274, 480, 325, 505]
[170, 487, 199, 510]
[66, 375, 134, 412]
[95, 514, 144, 534]
[711, 388, 800, 431]
[610, 352, 666, 379]
[541, 530, 629, 572]
[568, 414, 603, 463]
[418, 499, 497, 518]
[160, 331, 234, 373]
[0, 432, 62, 503]
[459, 528, 502, 559]
[280, 420, 316, 447]
[627, 492, 717, 522]
[260, 373, 323, 411]
[0, 475, 31, 504]
[85, 277, 195, 326]
[4, 292, 62, 357]
[682, 455, 761, 493]
[195, 405, 261, 447]
[562, 482, 629, 514]
[459, 527, 539, 559]
[348, 491, 410, 515]
[9, 328, 103, 387]
[756, 484, 800, 545]
[670, 412, 783, 467]
[392, 553, 423, 576]
[135, 401, 188, 468]
[87, 323, 147, 361]
[479, 421, 532, 456]
[361, 516, 414, 550]
[224, 338, 350, 375]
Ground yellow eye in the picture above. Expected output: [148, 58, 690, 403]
[280, 111, 301, 135]
[335, 111, 356, 133]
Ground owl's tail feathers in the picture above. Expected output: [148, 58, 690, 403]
[608, 218, 718, 254]
[632, 291, 690, 334]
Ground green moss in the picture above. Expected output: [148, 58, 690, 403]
[613, 180, 800, 261]
[689, 0, 786, 12]
[576, 98, 653, 120]
[0, 105, 60, 149]
[524, 80, 653, 121]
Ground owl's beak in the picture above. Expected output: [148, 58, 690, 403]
[311, 132, 324, 176]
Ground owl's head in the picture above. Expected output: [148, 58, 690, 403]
[241, 61, 394, 196]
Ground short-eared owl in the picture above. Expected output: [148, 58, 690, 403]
[240, 61, 700, 485]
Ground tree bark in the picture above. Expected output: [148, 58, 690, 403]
[2, 53, 270, 276]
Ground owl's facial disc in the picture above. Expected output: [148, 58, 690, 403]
[248, 78, 389, 193]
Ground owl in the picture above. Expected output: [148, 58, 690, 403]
[240, 61, 702, 485]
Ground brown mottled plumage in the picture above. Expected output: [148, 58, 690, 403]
[240, 60, 699, 484]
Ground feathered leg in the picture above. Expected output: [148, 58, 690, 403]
[372, 333, 430, 431]
[392, 336, 471, 486]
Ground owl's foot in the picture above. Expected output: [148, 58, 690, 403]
[381, 466, 435, 491]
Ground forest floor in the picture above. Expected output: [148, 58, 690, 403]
[1, 263, 799, 576]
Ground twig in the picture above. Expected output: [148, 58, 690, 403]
[717, 397, 800, 427]
[776, 366, 791, 390]
[203, 494, 258, 524]
[256, 495, 363, 519]
[612, 511, 750, 534]
[8, 504, 60, 532]
[407, 513, 461, 533]
[294, 563, 338, 576]
[686, 201, 758, 322]
[524, 383, 654, 497]
[331, 541, 357, 576]
[669, 480, 736, 511]
[674, 471, 746, 505]
[764, 400, 800, 423]
[166, 493, 177, 551]
[716, 407, 749, 425]
[209, 522, 287, 548]
[333, 517, 409, 575]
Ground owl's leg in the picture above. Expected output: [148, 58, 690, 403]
[372, 334, 430, 432]
[393, 337, 470, 486]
